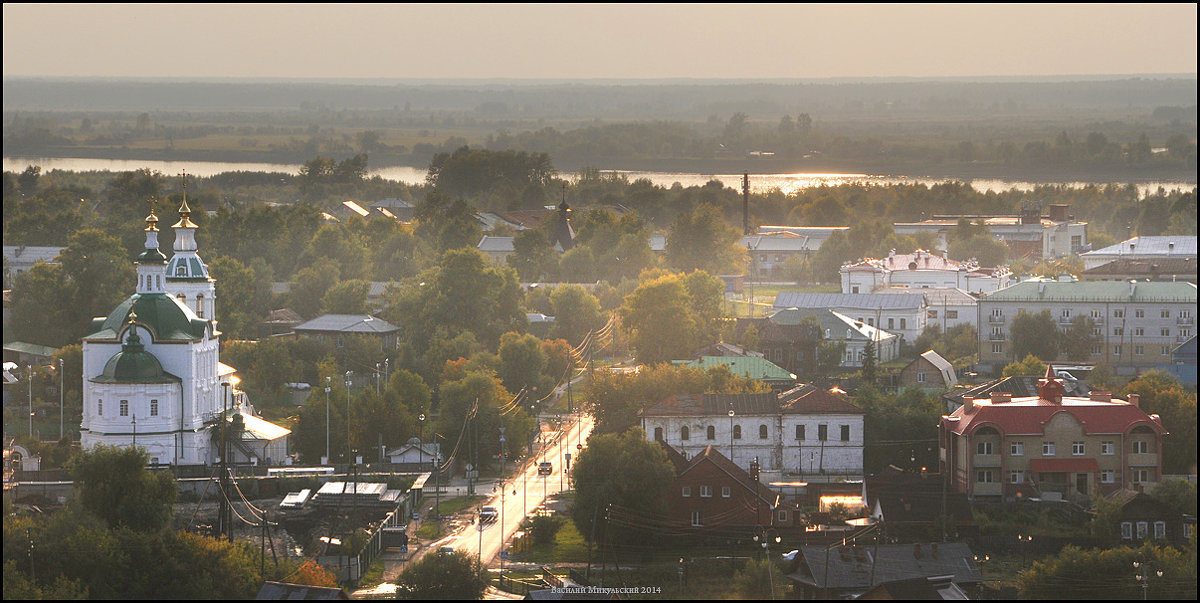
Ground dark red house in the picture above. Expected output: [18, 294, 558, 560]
[661, 443, 804, 535]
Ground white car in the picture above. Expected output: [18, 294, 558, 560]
[479, 506, 499, 523]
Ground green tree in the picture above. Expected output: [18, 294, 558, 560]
[1017, 543, 1195, 600]
[861, 338, 877, 384]
[549, 284, 602, 347]
[1059, 315, 1100, 361]
[1122, 371, 1197, 475]
[497, 331, 547, 395]
[208, 255, 259, 340]
[397, 549, 489, 600]
[68, 445, 177, 533]
[571, 427, 675, 545]
[321, 279, 371, 315]
[618, 274, 699, 364]
[665, 203, 744, 274]
[289, 257, 341, 319]
[1010, 310, 1059, 362]
[1003, 354, 1048, 378]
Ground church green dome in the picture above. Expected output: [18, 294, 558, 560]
[91, 331, 181, 384]
[87, 292, 208, 341]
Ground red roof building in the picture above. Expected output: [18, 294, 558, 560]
[939, 365, 1167, 500]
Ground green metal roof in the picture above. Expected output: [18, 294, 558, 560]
[136, 247, 167, 264]
[982, 280, 1196, 303]
[86, 292, 208, 341]
[674, 355, 795, 381]
[91, 331, 181, 384]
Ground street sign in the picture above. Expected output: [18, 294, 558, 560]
[399, 545, 408, 554]
[501, 551, 510, 560]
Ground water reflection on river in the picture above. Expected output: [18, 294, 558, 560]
[3, 157, 1193, 198]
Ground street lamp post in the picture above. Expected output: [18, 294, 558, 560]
[418, 414, 426, 476]
[324, 376, 331, 464]
[132, 413, 137, 447]
[728, 408, 736, 466]
[344, 372, 352, 463]
[1018, 534, 1033, 567]
[28, 364, 33, 438]
[753, 530, 781, 599]
[1134, 560, 1162, 600]
[499, 427, 507, 575]
[58, 358, 64, 441]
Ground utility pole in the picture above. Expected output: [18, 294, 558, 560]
[499, 427, 506, 576]
[59, 358, 64, 441]
[219, 382, 231, 541]
[324, 376, 331, 464]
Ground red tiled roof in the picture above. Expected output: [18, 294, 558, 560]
[944, 398, 1166, 436]
[1030, 458, 1100, 473]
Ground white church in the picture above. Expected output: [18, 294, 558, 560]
[80, 191, 288, 466]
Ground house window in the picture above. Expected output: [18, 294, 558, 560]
[900, 318, 907, 330]
[992, 308, 1003, 318]
[150, 399, 158, 417]
[1011, 441, 1024, 456]
[1092, 328, 1102, 337]
[681, 486, 691, 498]
[700, 485, 713, 498]
[1010, 470, 1024, 484]
[1072, 442, 1085, 455]
[1092, 309, 1103, 319]
[1134, 328, 1144, 337]
[818, 424, 828, 441]
[947, 310, 958, 319]
[977, 470, 994, 483]
[733, 425, 742, 439]
[175, 264, 187, 276]
[759, 425, 768, 439]
[888, 318, 895, 329]
[1136, 522, 1148, 539]
[1114, 345, 1122, 356]
[1182, 310, 1192, 318]
[778, 509, 789, 523]
[1114, 309, 1125, 318]
[98, 399, 103, 416]
[1182, 329, 1192, 339]
[722, 486, 731, 498]
[1042, 442, 1055, 456]
[795, 425, 805, 440]
[929, 310, 938, 319]
[1114, 327, 1124, 337]
[841, 425, 851, 441]
[1161, 346, 1172, 355]
[1061, 309, 1071, 319]
[1135, 345, 1144, 356]
[196, 294, 205, 318]
[992, 343, 1003, 354]
[1154, 521, 1166, 539]
[1132, 469, 1149, 483]
[1101, 441, 1114, 455]
[1092, 345, 1102, 355]
[917, 372, 927, 383]
[681, 426, 690, 441]
[691, 511, 702, 527]
[1121, 522, 1133, 540]
[852, 286, 860, 294]
[1162, 309, 1171, 318]
[1133, 440, 1149, 454]
[654, 427, 663, 441]
[1101, 470, 1115, 483]
[1161, 328, 1171, 337]
[977, 441, 993, 455]
[1135, 309, 1144, 318]
[707, 425, 715, 440]
[120, 399, 129, 417]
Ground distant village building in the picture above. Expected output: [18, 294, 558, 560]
[774, 291, 927, 342]
[893, 204, 1087, 260]
[3, 245, 64, 287]
[81, 192, 288, 465]
[673, 355, 797, 392]
[291, 314, 401, 350]
[658, 443, 804, 533]
[940, 366, 1168, 501]
[896, 350, 958, 391]
[783, 542, 983, 600]
[975, 279, 1197, 376]
[876, 287, 979, 334]
[840, 249, 1011, 294]
[639, 386, 865, 487]
[1081, 235, 1197, 271]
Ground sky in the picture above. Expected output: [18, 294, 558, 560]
[3, 4, 1196, 80]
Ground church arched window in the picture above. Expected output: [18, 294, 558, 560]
[196, 294, 205, 318]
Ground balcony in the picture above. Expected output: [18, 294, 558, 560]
[989, 332, 1006, 341]
[988, 315, 1005, 324]
[1057, 316, 1073, 325]
[1177, 317, 1194, 325]
[974, 454, 1002, 468]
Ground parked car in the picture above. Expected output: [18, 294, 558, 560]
[538, 461, 553, 476]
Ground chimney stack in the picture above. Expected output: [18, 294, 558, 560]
[1128, 393, 1140, 408]
[1089, 391, 1112, 402]
[962, 396, 974, 412]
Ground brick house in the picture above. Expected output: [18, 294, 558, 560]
[1108, 489, 1193, 547]
[661, 443, 804, 533]
[939, 365, 1168, 501]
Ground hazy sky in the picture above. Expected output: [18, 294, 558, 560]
[4, 4, 1196, 80]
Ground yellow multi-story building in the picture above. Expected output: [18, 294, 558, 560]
[939, 366, 1167, 501]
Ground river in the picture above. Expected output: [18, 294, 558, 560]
[4, 156, 1194, 198]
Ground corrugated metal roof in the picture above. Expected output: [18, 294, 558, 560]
[1083, 236, 1197, 258]
[675, 356, 795, 380]
[774, 291, 925, 310]
[981, 280, 1196, 303]
[477, 236, 515, 253]
[293, 314, 399, 333]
